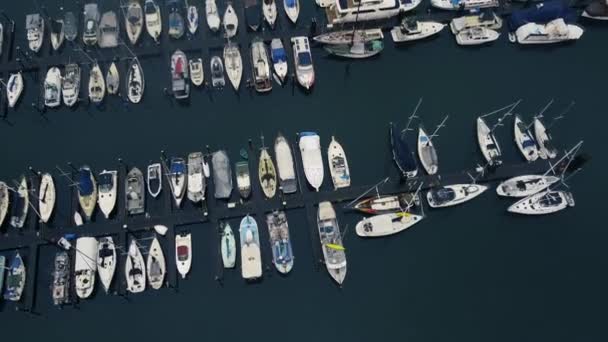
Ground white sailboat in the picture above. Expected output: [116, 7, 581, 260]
[205, 0, 221, 31]
[263, 0, 277, 28]
[496, 175, 560, 198]
[125, 239, 146, 293]
[223, 42, 243, 91]
[477, 117, 502, 166]
[75, 237, 98, 299]
[127, 58, 145, 103]
[44, 67, 63, 108]
[328, 136, 350, 190]
[38, 173, 56, 223]
[427, 184, 488, 208]
[175, 232, 192, 278]
[514, 115, 540, 162]
[97, 236, 116, 293]
[299, 132, 324, 191]
[317, 201, 346, 285]
[88, 63, 106, 104]
[508, 190, 575, 215]
[147, 237, 166, 290]
[126, 0, 144, 45]
[106, 62, 120, 95]
[97, 170, 117, 219]
[291, 36, 314, 89]
[223, 4, 238, 38]
[6, 73, 24, 108]
[221, 223, 236, 268]
[26, 14, 44, 53]
[144, 0, 162, 42]
[355, 212, 423, 238]
[417, 127, 438, 175]
[534, 118, 558, 159]
[189, 58, 204, 86]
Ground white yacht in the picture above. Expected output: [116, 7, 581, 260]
[6, 73, 24, 108]
[75, 237, 98, 299]
[514, 115, 540, 161]
[317, 202, 346, 285]
[291, 36, 314, 89]
[126, 0, 144, 45]
[206, 0, 221, 31]
[62, 64, 80, 107]
[274, 133, 297, 194]
[187, 152, 205, 203]
[263, 0, 278, 28]
[391, 19, 445, 42]
[496, 175, 560, 198]
[89, 63, 106, 104]
[97, 170, 117, 219]
[38, 173, 56, 223]
[508, 190, 575, 215]
[476, 116, 502, 166]
[223, 42, 243, 91]
[455, 27, 500, 45]
[126, 239, 146, 293]
[299, 132, 324, 191]
[221, 223, 237, 268]
[431, 0, 498, 10]
[326, 0, 421, 28]
[26, 14, 44, 53]
[223, 4, 238, 38]
[510, 19, 584, 44]
[328, 136, 350, 189]
[83, 4, 100, 46]
[284, 0, 299, 23]
[97, 236, 116, 293]
[356, 212, 423, 237]
[175, 232, 192, 278]
[44, 67, 62, 108]
[147, 237, 166, 290]
[427, 184, 488, 208]
[147, 163, 162, 197]
[240, 215, 263, 280]
[144, 0, 162, 42]
[534, 118, 557, 159]
[189, 58, 204, 86]
[127, 58, 145, 103]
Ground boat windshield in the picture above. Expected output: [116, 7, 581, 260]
[286, 0, 297, 7]
[145, 3, 156, 14]
[522, 140, 536, 149]
[297, 52, 312, 66]
[98, 173, 114, 190]
[177, 246, 189, 260]
[171, 161, 186, 174]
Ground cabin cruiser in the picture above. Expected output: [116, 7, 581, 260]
[326, 0, 422, 28]
[83, 3, 100, 46]
[223, 4, 238, 38]
[126, 1, 144, 44]
[450, 10, 502, 34]
[44, 67, 62, 108]
[52, 252, 70, 306]
[63, 63, 81, 107]
[6, 73, 24, 108]
[426, 184, 488, 208]
[89, 63, 106, 104]
[99, 11, 119, 48]
[235, 161, 251, 198]
[210, 56, 226, 88]
[291, 36, 314, 89]
[353, 193, 420, 214]
[510, 19, 583, 44]
[583, 0, 608, 20]
[299, 132, 324, 191]
[266, 211, 294, 274]
[190, 58, 204, 86]
[270, 38, 288, 83]
[317, 202, 346, 285]
[0, 182, 8, 227]
[391, 19, 445, 42]
[64, 11, 78, 42]
[455, 27, 500, 45]
[508, 1, 577, 33]
[240, 215, 262, 280]
[106, 63, 120, 95]
[10, 176, 29, 229]
[431, 0, 498, 11]
[187, 152, 205, 203]
[145, 0, 162, 42]
[328, 136, 351, 189]
[508, 190, 575, 215]
[187, 4, 199, 34]
[170, 157, 187, 206]
[259, 148, 277, 198]
[172, 50, 190, 99]
[26, 14, 44, 53]
[417, 127, 438, 175]
[251, 38, 272, 92]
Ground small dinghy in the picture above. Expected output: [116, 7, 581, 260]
[187, 4, 199, 34]
[251, 37, 272, 92]
[235, 161, 251, 199]
[212, 150, 233, 199]
[245, 0, 262, 31]
[88, 63, 106, 104]
[291, 36, 314, 89]
[126, 167, 145, 215]
[170, 157, 187, 206]
[147, 163, 162, 198]
[64, 11, 78, 42]
[144, 0, 162, 42]
[274, 133, 297, 194]
[284, 0, 299, 24]
[44, 67, 62, 108]
[356, 212, 423, 238]
[514, 115, 540, 162]
[455, 27, 500, 45]
[75, 237, 98, 299]
[0, 182, 9, 227]
[240, 215, 263, 280]
[82, 4, 100, 46]
[391, 19, 445, 42]
[477, 116, 502, 166]
[97, 236, 117, 293]
[426, 184, 488, 208]
[353, 193, 420, 215]
[171, 49, 190, 99]
[189, 58, 204, 86]
[126, 239, 146, 293]
[534, 118, 558, 159]
[38, 173, 56, 223]
[147, 237, 166, 290]
[168, 2, 185, 39]
[210, 56, 226, 88]
[266, 211, 294, 274]
[314, 28, 383, 45]
[221, 222, 237, 268]
[270, 38, 288, 83]
[187, 152, 205, 203]
[52, 252, 70, 306]
[50, 19, 65, 51]
[10, 176, 29, 229]
[223, 4, 238, 38]
[299, 132, 324, 191]
[508, 190, 575, 215]
[127, 58, 145, 103]
[259, 148, 277, 198]
[263, 0, 278, 28]
[417, 127, 438, 175]
[62, 64, 80, 107]
[99, 11, 119, 48]
[328, 136, 351, 190]
[6, 72, 24, 108]
[78, 165, 97, 221]
[223, 42, 243, 91]
[126, 0, 144, 45]
[205, 0, 221, 32]
[106, 62, 120, 95]
[496, 175, 560, 198]
[26, 14, 44, 53]
[175, 232, 192, 278]
[4, 253, 26, 301]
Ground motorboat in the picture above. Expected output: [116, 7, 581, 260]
[187, 4, 199, 34]
[223, 42, 243, 90]
[170, 157, 187, 206]
[212, 150, 233, 199]
[314, 28, 383, 45]
[168, 0, 185, 39]
[147, 163, 162, 197]
[391, 19, 445, 42]
[431, 0, 498, 10]
[510, 18, 583, 44]
[26, 14, 44, 53]
[235, 161, 251, 198]
[210, 56, 226, 88]
[106, 62, 120, 95]
[426, 184, 488, 208]
[259, 148, 277, 198]
[89, 63, 106, 104]
[324, 39, 384, 59]
[126, 0, 144, 45]
[62, 64, 80, 107]
[145, 0, 162, 42]
[508, 190, 575, 215]
[0, 182, 9, 227]
[496, 175, 560, 197]
[508, 1, 577, 32]
[582, 0, 608, 20]
[291, 36, 314, 89]
[270, 38, 288, 83]
[50, 19, 65, 51]
[97, 236, 116, 293]
[10, 176, 28, 229]
[284, 0, 299, 23]
[353, 193, 420, 215]
[328, 136, 350, 189]
[450, 10, 502, 34]
[274, 133, 297, 194]
[317, 201, 346, 285]
[147, 237, 166, 290]
[417, 127, 438, 175]
[127, 58, 145, 103]
[266, 211, 294, 274]
[75, 237, 98, 299]
[455, 27, 500, 45]
[172, 49, 190, 99]
[477, 116, 502, 166]
[240, 215, 263, 280]
[534, 118, 558, 159]
[221, 222, 237, 268]
[98, 170, 117, 219]
[125, 239, 146, 293]
[126, 167, 145, 215]
[6, 72, 24, 108]
[99, 11, 119, 48]
[514, 115, 540, 161]
[64, 11, 78, 42]
[83, 3, 100, 46]
[52, 252, 70, 306]
[78, 165, 97, 221]
[263, 0, 277, 28]
[299, 132, 324, 191]
[175, 232, 192, 278]
[326, 0, 421, 27]
[38, 173, 56, 223]
[355, 212, 423, 237]
[4, 253, 26, 301]
[44, 67, 62, 108]
[251, 37, 272, 92]
[390, 123, 418, 178]
[187, 152, 205, 203]
[223, 4, 238, 38]
[189, 58, 204, 86]
[205, 0, 221, 31]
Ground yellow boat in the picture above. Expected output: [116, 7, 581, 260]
[259, 148, 277, 198]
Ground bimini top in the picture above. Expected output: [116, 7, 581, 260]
[171, 160, 186, 174]
[78, 168, 94, 195]
[508, 1, 576, 31]
[272, 48, 287, 63]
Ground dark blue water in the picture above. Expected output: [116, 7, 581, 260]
[1, 0, 608, 341]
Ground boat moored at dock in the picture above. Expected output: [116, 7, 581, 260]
[245, 0, 262, 31]
[126, 239, 146, 293]
[89, 63, 106, 104]
[147, 163, 162, 198]
[431, 0, 498, 10]
[44, 67, 62, 108]
[317, 201, 346, 285]
[583, 0, 608, 20]
[170, 157, 187, 207]
[126, 0, 144, 45]
[496, 175, 560, 197]
[168, 0, 186, 39]
[106, 62, 120, 95]
[223, 43, 243, 91]
[145, 0, 162, 42]
[328, 136, 351, 189]
[426, 184, 488, 208]
[508, 190, 575, 215]
[314, 28, 383, 45]
[64, 11, 78, 42]
[235, 161, 252, 199]
[391, 19, 445, 42]
[221, 223, 237, 268]
[259, 148, 277, 198]
[455, 27, 500, 45]
[223, 4, 238, 38]
[62, 64, 80, 107]
[353, 192, 420, 214]
[52, 252, 70, 306]
[75, 237, 98, 299]
[187, 152, 205, 203]
[147, 237, 166, 290]
[127, 58, 145, 103]
[10, 176, 28, 229]
[263, 0, 278, 28]
[477, 116, 502, 166]
[171, 49, 190, 99]
[291, 36, 315, 89]
[176, 232, 192, 278]
[299, 132, 324, 191]
[187, 4, 199, 34]
[126, 167, 145, 215]
[270, 38, 288, 83]
[212, 150, 233, 199]
[417, 128, 438, 175]
[0, 182, 8, 227]
[390, 122, 417, 178]
[38, 173, 56, 223]
[274, 133, 297, 194]
[206, 0, 221, 31]
[284, 0, 299, 23]
[97, 236, 117, 293]
[6, 72, 24, 108]
[99, 11, 119, 48]
[266, 211, 294, 274]
[26, 14, 44, 53]
[356, 212, 423, 237]
[78, 165, 98, 220]
[50, 19, 65, 51]
[326, 0, 421, 27]
[4, 252, 26, 301]
[534, 118, 557, 159]
[514, 115, 540, 161]
[83, 4, 100, 46]
[251, 37, 273, 92]
[189, 58, 205, 86]
[510, 19, 584, 44]
[240, 215, 263, 280]
[450, 10, 502, 34]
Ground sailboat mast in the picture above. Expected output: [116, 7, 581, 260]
[490, 100, 520, 134]
[428, 115, 449, 141]
[403, 98, 423, 134]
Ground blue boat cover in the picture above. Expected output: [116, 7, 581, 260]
[78, 169, 94, 195]
[391, 125, 417, 175]
[272, 48, 287, 63]
[171, 161, 185, 174]
[298, 52, 312, 66]
[64, 233, 77, 240]
[508, 1, 576, 31]
[522, 140, 537, 149]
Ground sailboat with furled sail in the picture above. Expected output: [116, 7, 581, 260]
[390, 100, 420, 178]
[477, 100, 519, 167]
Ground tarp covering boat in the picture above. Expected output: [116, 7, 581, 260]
[508, 1, 576, 31]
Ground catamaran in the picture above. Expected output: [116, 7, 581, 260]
[317, 201, 346, 285]
[126, 0, 144, 45]
[147, 237, 166, 290]
[391, 18, 445, 42]
[126, 167, 145, 215]
[170, 157, 187, 206]
[147, 163, 162, 197]
[145, 0, 162, 42]
[75, 237, 98, 299]
[187, 152, 205, 203]
[10, 176, 28, 229]
[426, 184, 488, 208]
[97, 236, 117, 293]
[126, 239, 146, 293]
[6, 72, 24, 108]
[176, 232, 192, 278]
[127, 58, 145, 103]
[63, 64, 80, 107]
[78, 165, 97, 221]
[356, 212, 423, 237]
[38, 173, 56, 223]
[223, 42, 243, 91]
[251, 37, 272, 92]
[299, 132, 324, 191]
[99, 11, 119, 48]
[26, 14, 44, 53]
[514, 115, 540, 161]
[508, 189, 575, 215]
[172, 49, 190, 99]
[328, 136, 351, 189]
[236, 161, 252, 198]
[266, 211, 294, 274]
[44, 67, 62, 108]
[213, 150, 233, 199]
[240, 215, 263, 280]
[83, 3, 100, 46]
[274, 133, 297, 194]
[291, 36, 315, 89]
[259, 148, 277, 198]
[221, 222, 237, 268]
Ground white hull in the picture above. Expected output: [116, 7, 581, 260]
[187, 152, 205, 203]
[126, 240, 146, 293]
[189, 58, 204, 86]
[127, 59, 145, 103]
[75, 237, 98, 299]
[534, 118, 557, 159]
[11, 176, 29, 229]
[6, 73, 24, 108]
[508, 190, 574, 215]
[512, 21, 584, 44]
[456, 27, 500, 45]
[206, 0, 221, 31]
[328, 136, 351, 189]
[417, 127, 438, 175]
[175, 233, 192, 278]
[317, 202, 347, 285]
[496, 175, 560, 198]
[187, 6, 199, 34]
[274, 133, 297, 193]
[356, 212, 423, 237]
[224, 43, 243, 91]
[391, 21, 445, 42]
[147, 237, 166, 290]
[39, 173, 56, 223]
[514, 115, 539, 161]
[62, 65, 80, 107]
[431, 0, 498, 10]
[221, 223, 237, 268]
[284, 0, 299, 23]
[144, 0, 162, 42]
[291, 36, 315, 89]
[44, 67, 63, 108]
[263, 0, 277, 27]
[89, 64, 106, 104]
[271, 38, 288, 82]
[106, 62, 120, 95]
[327, 0, 421, 27]
[299, 133, 324, 191]
[126, 1, 144, 45]
[582, 11, 608, 20]
[240, 215, 263, 280]
[97, 236, 117, 293]
[477, 117, 502, 165]
[98, 170, 117, 219]
[0, 182, 8, 227]
[427, 184, 488, 208]
[147, 163, 162, 198]
[223, 5, 238, 38]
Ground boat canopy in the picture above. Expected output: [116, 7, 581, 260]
[177, 245, 189, 260]
[78, 169, 94, 195]
[272, 48, 287, 63]
[171, 161, 186, 174]
[297, 52, 312, 66]
[522, 139, 537, 149]
[98, 172, 113, 189]
[508, 1, 576, 31]
[539, 192, 563, 207]
[391, 125, 417, 175]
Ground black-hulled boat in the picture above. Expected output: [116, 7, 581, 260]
[390, 123, 418, 178]
[244, 0, 262, 31]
